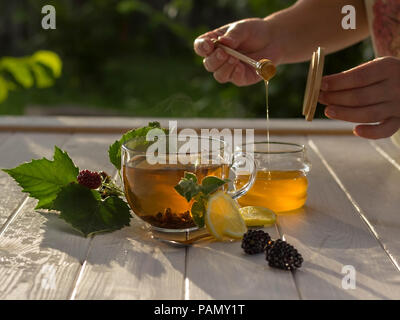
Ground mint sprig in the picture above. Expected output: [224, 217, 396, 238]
[174, 172, 229, 227]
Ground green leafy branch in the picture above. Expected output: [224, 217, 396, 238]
[2, 146, 131, 237]
[0, 50, 62, 103]
[1, 122, 164, 237]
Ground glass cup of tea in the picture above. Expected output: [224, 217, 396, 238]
[234, 142, 311, 213]
[122, 135, 257, 232]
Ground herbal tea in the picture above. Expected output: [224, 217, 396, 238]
[123, 156, 228, 230]
[235, 170, 308, 212]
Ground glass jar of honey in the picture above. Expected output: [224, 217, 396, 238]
[234, 142, 311, 213]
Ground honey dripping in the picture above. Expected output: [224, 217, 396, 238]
[257, 61, 276, 180]
[264, 80, 271, 179]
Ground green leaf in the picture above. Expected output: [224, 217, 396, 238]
[174, 172, 230, 228]
[0, 76, 8, 103]
[108, 121, 166, 171]
[54, 183, 132, 237]
[30, 63, 54, 88]
[2, 146, 79, 209]
[174, 172, 228, 202]
[0, 57, 33, 88]
[201, 176, 229, 195]
[184, 172, 197, 183]
[31, 51, 62, 78]
[190, 196, 206, 228]
[174, 172, 201, 202]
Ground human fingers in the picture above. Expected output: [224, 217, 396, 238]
[203, 48, 229, 72]
[217, 21, 250, 49]
[354, 117, 400, 139]
[213, 57, 239, 84]
[325, 102, 400, 123]
[230, 62, 261, 86]
[319, 80, 391, 107]
[194, 27, 227, 57]
[321, 57, 393, 91]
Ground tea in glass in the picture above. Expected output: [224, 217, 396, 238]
[123, 156, 227, 230]
[235, 142, 310, 213]
[121, 135, 256, 232]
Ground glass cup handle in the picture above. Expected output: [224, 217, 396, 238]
[228, 151, 257, 200]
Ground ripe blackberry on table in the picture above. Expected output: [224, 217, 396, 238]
[241, 230, 272, 255]
[77, 170, 102, 189]
[265, 239, 303, 271]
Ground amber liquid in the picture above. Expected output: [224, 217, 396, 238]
[123, 156, 228, 229]
[235, 170, 308, 213]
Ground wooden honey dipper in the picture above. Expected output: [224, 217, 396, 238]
[212, 39, 276, 81]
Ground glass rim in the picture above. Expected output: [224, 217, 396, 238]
[121, 134, 229, 154]
[241, 141, 305, 154]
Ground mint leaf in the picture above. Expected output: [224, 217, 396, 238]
[2, 146, 79, 209]
[184, 172, 198, 183]
[201, 176, 229, 195]
[191, 195, 207, 228]
[108, 121, 167, 171]
[54, 183, 132, 237]
[174, 172, 201, 202]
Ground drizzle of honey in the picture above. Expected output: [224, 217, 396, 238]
[234, 77, 308, 213]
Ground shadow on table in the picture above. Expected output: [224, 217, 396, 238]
[38, 212, 168, 280]
[298, 261, 395, 299]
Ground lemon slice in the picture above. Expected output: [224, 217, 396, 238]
[205, 191, 247, 240]
[239, 206, 276, 227]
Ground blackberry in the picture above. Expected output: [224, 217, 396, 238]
[241, 230, 271, 254]
[77, 170, 102, 189]
[265, 239, 303, 270]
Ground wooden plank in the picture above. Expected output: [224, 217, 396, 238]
[310, 136, 400, 269]
[0, 116, 354, 135]
[0, 133, 119, 299]
[72, 216, 186, 300]
[0, 133, 69, 229]
[370, 138, 400, 171]
[274, 135, 400, 299]
[0, 132, 12, 147]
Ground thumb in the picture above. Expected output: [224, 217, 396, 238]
[217, 24, 248, 49]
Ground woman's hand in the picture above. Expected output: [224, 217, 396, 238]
[319, 57, 400, 139]
[193, 18, 282, 86]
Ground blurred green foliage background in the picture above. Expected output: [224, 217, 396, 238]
[0, 0, 374, 118]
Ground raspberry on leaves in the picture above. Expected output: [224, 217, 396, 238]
[77, 170, 102, 189]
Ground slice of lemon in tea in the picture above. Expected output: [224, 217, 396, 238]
[205, 191, 247, 240]
[239, 206, 277, 227]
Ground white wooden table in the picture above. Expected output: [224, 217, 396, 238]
[0, 116, 399, 300]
